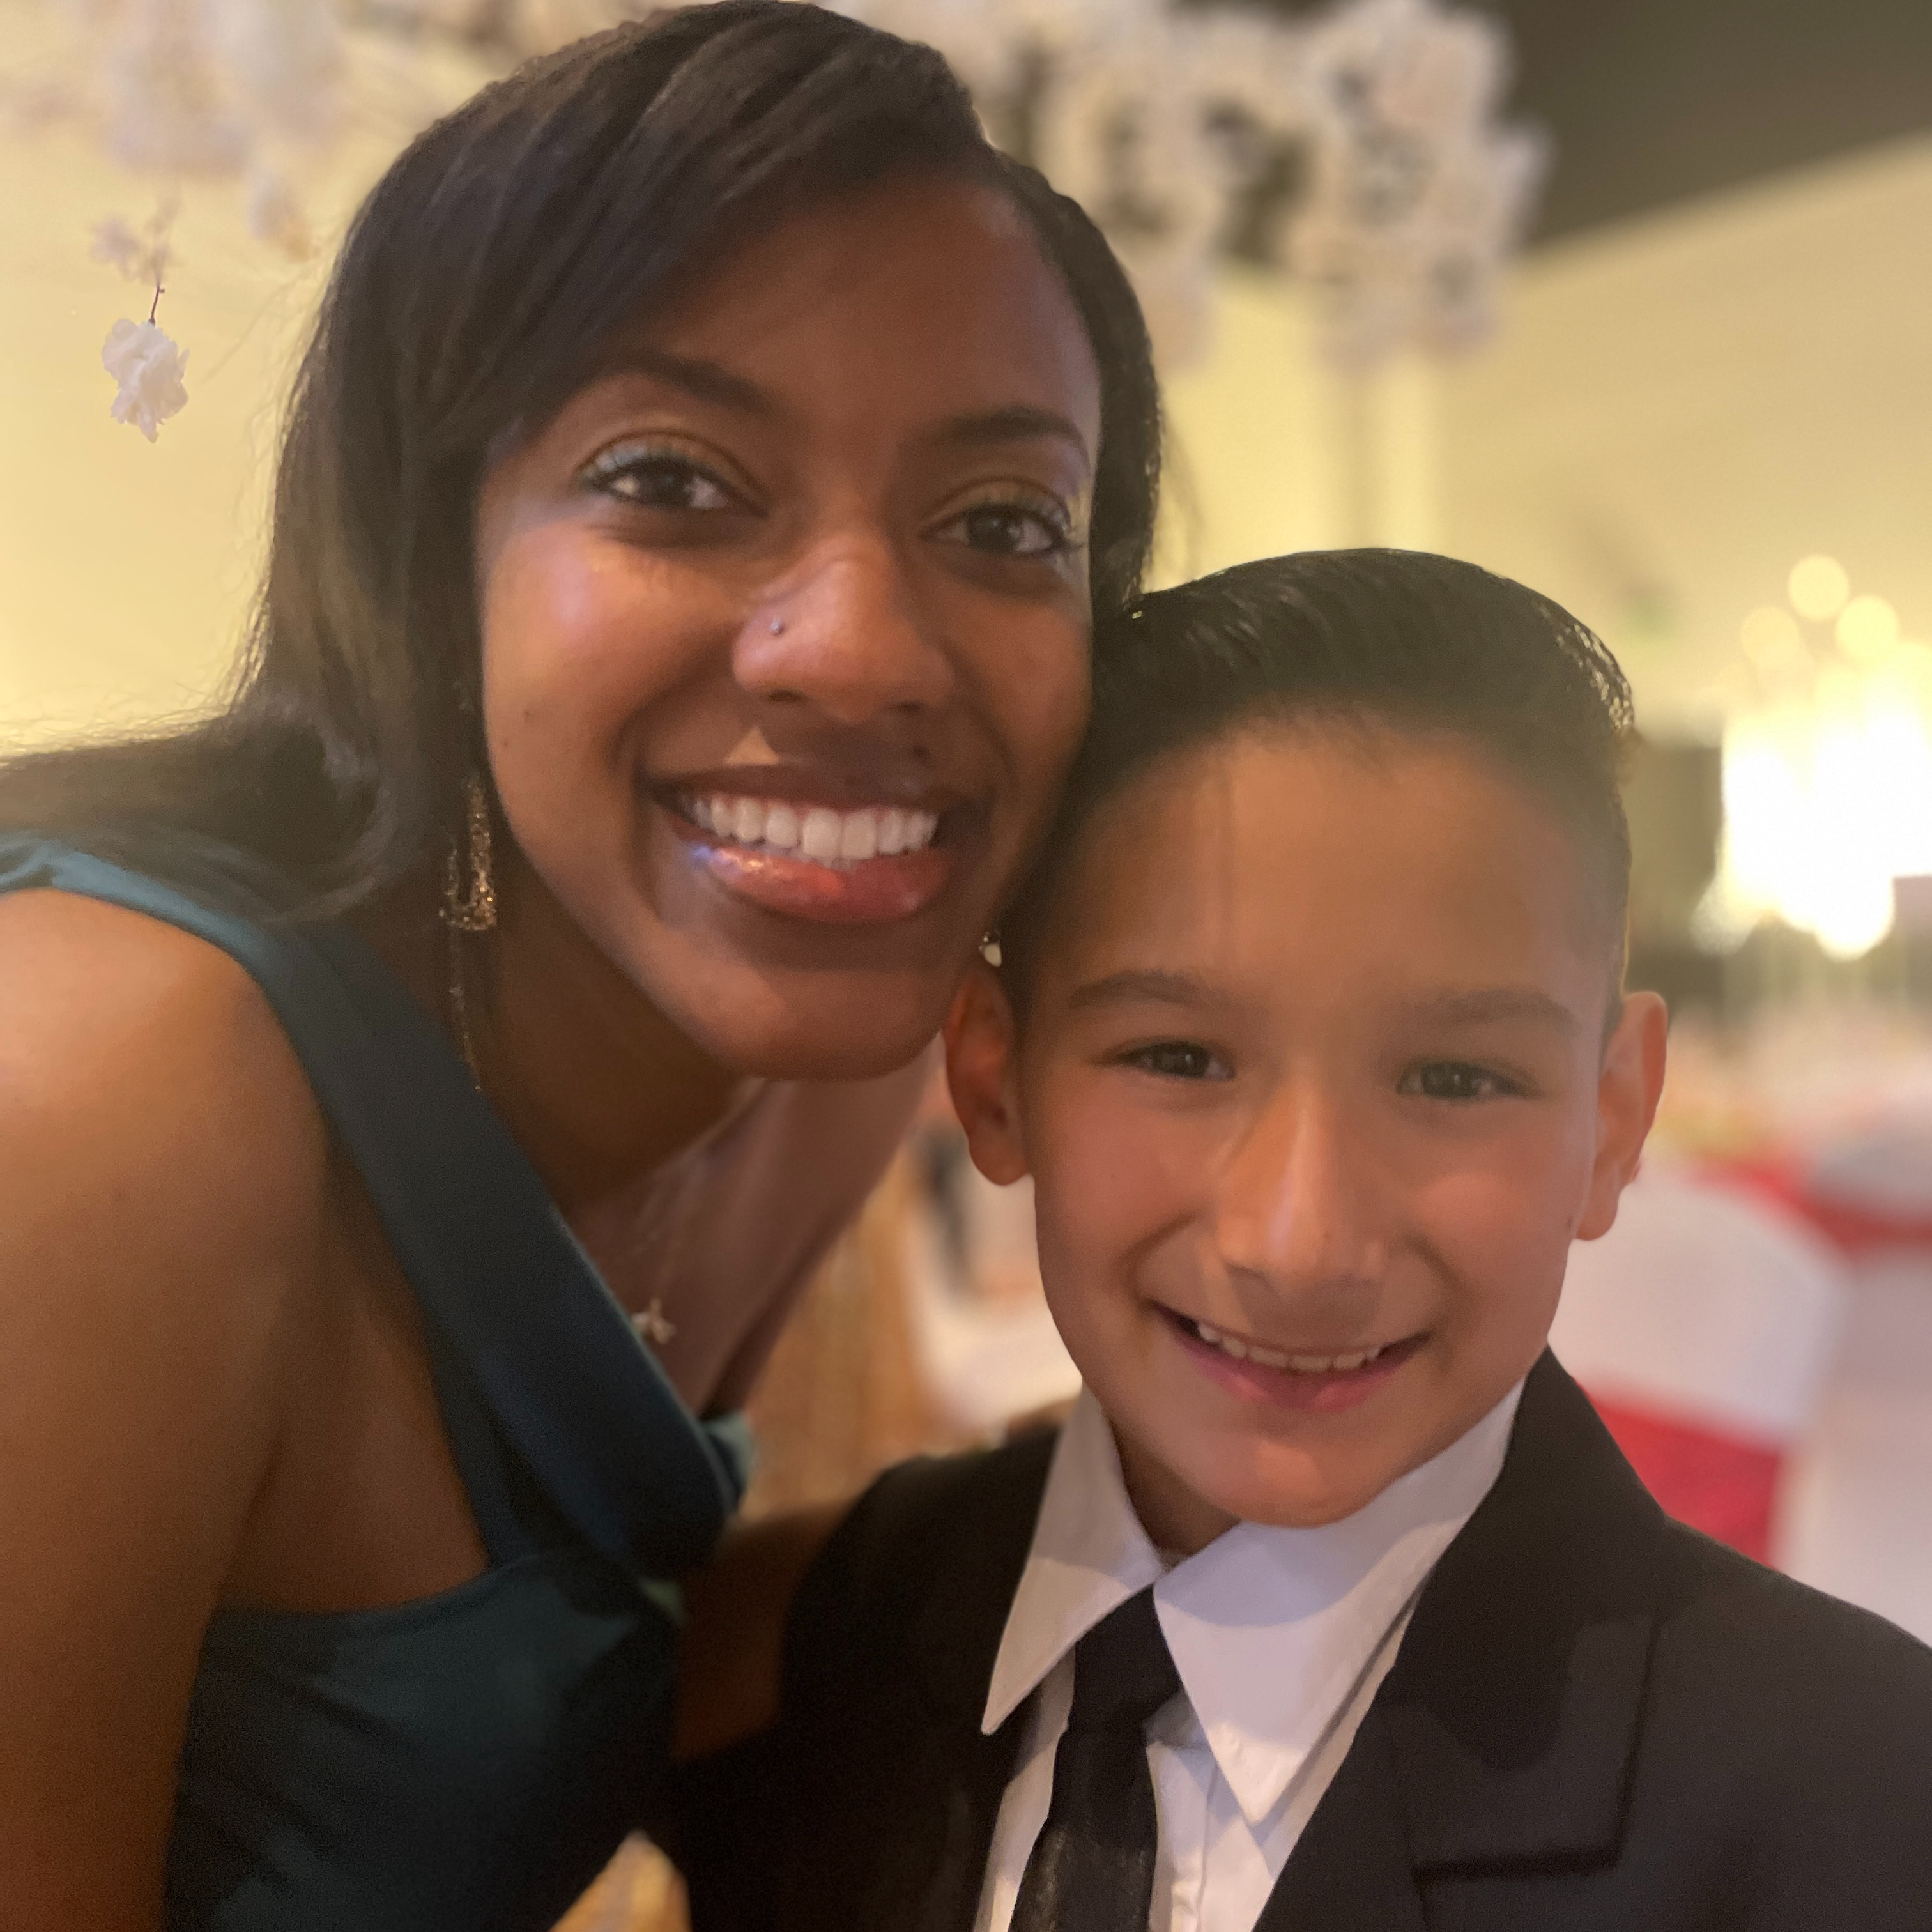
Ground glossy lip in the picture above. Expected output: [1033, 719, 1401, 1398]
[1160, 1307, 1426, 1414]
[655, 776, 979, 927]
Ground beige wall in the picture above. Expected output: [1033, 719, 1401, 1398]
[1158, 135, 1932, 736]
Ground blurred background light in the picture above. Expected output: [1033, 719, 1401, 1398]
[1838, 591, 1903, 662]
[1790, 553, 1853, 622]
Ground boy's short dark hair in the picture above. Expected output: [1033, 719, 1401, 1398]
[1003, 548, 1636, 993]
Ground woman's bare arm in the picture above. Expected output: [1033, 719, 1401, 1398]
[671, 1502, 847, 1763]
[0, 894, 324, 1928]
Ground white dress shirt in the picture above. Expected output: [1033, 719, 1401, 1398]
[972, 1382, 1522, 1932]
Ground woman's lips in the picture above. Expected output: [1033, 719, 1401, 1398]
[668, 788, 959, 926]
[1162, 1307, 1424, 1414]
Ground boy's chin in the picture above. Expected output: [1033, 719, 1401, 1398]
[1197, 1448, 1404, 1533]
[1120, 1422, 1410, 1550]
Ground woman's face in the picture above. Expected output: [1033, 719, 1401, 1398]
[475, 174, 1103, 1082]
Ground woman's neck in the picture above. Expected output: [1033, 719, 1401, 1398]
[363, 859, 746, 1220]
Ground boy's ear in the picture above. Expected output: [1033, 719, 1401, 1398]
[1575, 990, 1669, 1241]
[943, 963, 1030, 1186]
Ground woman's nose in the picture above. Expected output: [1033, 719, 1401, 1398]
[1214, 1086, 1388, 1294]
[735, 535, 954, 729]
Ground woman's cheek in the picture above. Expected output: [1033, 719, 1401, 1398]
[990, 615, 1090, 818]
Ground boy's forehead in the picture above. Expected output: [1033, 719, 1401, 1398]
[1032, 724, 1618, 1022]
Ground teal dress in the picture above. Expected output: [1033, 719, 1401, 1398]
[0, 835, 752, 1932]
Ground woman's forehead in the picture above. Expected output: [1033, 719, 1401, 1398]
[611, 175, 1103, 443]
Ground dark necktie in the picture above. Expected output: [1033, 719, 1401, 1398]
[1009, 1586, 1184, 1932]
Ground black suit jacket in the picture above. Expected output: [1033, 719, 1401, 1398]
[672, 1354, 1932, 1929]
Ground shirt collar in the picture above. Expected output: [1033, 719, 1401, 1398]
[981, 1380, 1522, 1827]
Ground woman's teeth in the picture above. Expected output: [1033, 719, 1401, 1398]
[1191, 1319, 1392, 1376]
[686, 795, 939, 863]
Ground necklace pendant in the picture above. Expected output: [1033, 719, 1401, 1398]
[632, 1299, 677, 1347]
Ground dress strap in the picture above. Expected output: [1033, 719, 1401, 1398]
[0, 836, 744, 1576]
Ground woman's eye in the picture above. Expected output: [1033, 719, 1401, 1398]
[581, 445, 740, 513]
[1123, 1041, 1230, 1083]
[936, 499, 1075, 559]
[1403, 1062, 1515, 1103]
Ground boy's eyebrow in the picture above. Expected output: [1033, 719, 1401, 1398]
[1065, 969, 1213, 1012]
[1407, 987, 1582, 1034]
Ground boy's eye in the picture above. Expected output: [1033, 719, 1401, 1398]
[581, 441, 743, 513]
[1122, 1040, 1231, 1083]
[932, 496, 1077, 559]
[1402, 1061, 1517, 1102]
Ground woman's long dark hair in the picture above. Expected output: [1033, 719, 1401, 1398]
[0, 1, 1161, 914]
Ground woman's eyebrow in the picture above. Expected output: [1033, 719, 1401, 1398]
[597, 347, 776, 415]
[930, 404, 1092, 473]
[1066, 968, 1211, 1012]
[591, 355, 1087, 464]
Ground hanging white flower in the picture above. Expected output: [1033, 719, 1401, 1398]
[88, 204, 174, 284]
[246, 167, 313, 259]
[104, 0, 248, 172]
[102, 318, 190, 441]
[88, 215, 148, 277]
[1289, 0, 1546, 368]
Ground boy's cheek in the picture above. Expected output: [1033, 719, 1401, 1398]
[1030, 1087, 1211, 1269]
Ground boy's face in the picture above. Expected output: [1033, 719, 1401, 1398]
[947, 721, 1667, 1552]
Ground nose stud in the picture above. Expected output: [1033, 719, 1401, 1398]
[769, 617, 785, 635]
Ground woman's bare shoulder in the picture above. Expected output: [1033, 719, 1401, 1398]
[1, 885, 316, 1101]
[0, 885, 334, 1321]
[0, 889, 334, 1920]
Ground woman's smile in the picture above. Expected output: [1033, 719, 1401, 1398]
[666, 780, 970, 924]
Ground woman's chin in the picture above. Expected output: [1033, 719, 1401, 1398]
[665, 968, 947, 1085]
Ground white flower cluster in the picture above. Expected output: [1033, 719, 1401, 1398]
[19, 0, 1544, 376]
[1288, 0, 1547, 369]
[102, 318, 189, 441]
[833, 0, 1545, 371]
[16, 0, 340, 255]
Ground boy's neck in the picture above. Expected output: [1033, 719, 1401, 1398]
[1112, 1425, 1239, 1557]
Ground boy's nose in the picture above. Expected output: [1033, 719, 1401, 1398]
[1213, 1085, 1389, 1295]
[734, 533, 955, 730]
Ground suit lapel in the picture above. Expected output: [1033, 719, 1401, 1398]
[1257, 1354, 1667, 1926]
[1381, 1353, 1665, 1873]
[1256, 1707, 1429, 1931]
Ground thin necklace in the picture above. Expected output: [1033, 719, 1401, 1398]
[446, 921, 678, 1347]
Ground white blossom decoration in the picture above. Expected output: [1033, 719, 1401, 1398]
[827, 0, 1544, 370]
[13, 0, 1547, 376]
[102, 318, 190, 440]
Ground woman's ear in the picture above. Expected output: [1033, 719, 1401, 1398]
[1575, 990, 1669, 1241]
[943, 963, 1030, 1186]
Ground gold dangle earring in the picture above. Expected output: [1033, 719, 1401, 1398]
[441, 772, 498, 1085]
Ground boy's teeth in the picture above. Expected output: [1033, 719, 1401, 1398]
[688, 796, 938, 863]
[1190, 1320, 1390, 1376]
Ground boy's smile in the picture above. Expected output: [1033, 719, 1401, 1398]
[947, 719, 1666, 1554]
